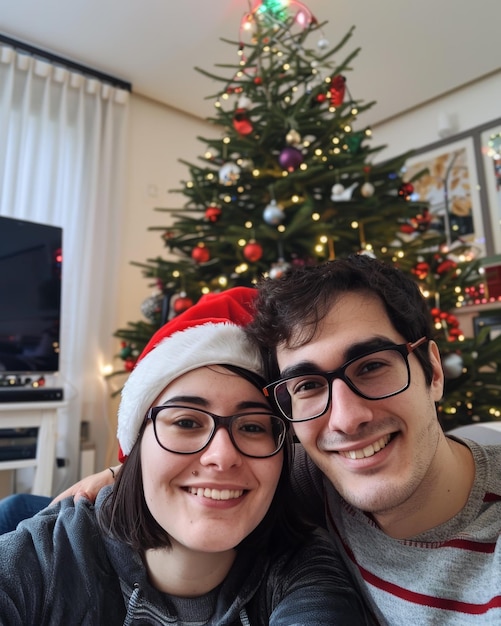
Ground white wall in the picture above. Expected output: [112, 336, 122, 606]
[373, 70, 501, 159]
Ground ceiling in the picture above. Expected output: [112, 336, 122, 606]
[0, 0, 500, 127]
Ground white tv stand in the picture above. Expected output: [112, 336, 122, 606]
[0, 401, 65, 496]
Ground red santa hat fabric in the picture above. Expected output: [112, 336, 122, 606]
[117, 286, 261, 456]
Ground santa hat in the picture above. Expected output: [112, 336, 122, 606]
[117, 286, 261, 456]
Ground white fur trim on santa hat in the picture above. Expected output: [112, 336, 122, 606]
[117, 322, 263, 455]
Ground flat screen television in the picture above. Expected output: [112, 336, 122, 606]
[0, 216, 63, 376]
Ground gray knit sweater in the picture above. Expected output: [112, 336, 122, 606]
[0, 486, 374, 625]
[292, 438, 501, 625]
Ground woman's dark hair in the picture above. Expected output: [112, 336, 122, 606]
[247, 254, 435, 385]
[98, 367, 312, 553]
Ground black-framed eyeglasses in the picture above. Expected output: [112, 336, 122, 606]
[263, 337, 428, 423]
[146, 405, 287, 458]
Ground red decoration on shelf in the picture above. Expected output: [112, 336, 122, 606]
[191, 244, 211, 264]
[484, 261, 501, 300]
[205, 205, 222, 222]
[243, 240, 263, 262]
[329, 75, 346, 106]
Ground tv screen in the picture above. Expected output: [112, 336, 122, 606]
[0, 216, 62, 376]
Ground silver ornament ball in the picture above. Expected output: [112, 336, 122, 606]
[442, 353, 464, 379]
[263, 200, 285, 225]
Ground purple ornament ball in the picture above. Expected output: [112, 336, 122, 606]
[278, 146, 304, 172]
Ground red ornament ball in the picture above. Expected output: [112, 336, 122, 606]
[414, 208, 432, 232]
[398, 182, 414, 200]
[124, 357, 137, 372]
[191, 244, 210, 264]
[436, 259, 457, 275]
[400, 223, 415, 234]
[412, 262, 430, 280]
[173, 295, 194, 314]
[205, 205, 222, 223]
[253, 76, 263, 85]
[233, 108, 253, 135]
[243, 240, 263, 263]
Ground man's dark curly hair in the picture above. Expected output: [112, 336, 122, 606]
[247, 254, 434, 384]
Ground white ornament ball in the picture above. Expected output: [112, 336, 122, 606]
[263, 200, 285, 225]
[317, 37, 330, 50]
[360, 182, 375, 198]
[442, 353, 464, 379]
[269, 259, 291, 279]
[330, 183, 345, 200]
[219, 162, 241, 186]
[237, 95, 252, 110]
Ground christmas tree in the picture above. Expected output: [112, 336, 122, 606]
[114, 0, 501, 429]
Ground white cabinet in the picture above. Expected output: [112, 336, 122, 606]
[0, 402, 64, 496]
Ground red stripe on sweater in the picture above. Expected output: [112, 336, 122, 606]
[436, 538, 496, 553]
[360, 564, 501, 614]
[484, 492, 501, 502]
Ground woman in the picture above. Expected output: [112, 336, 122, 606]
[0, 287, 373, 625]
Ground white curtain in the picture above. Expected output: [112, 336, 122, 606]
[0, 45, 129, 491]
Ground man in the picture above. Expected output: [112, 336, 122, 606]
[246, 254, 501, 624]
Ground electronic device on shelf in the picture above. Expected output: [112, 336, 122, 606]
[0, 386, 64, 403]
[0, 216, 63, 399]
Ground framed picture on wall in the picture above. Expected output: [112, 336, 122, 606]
[479, 123, 501, 253]
[402, 137, 485, 257]
[473, 311, 501, 343]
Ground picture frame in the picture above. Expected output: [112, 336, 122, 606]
[402, 136, 485, 257]
[478, 121, 501, 253]
[473, 311, 501, 343]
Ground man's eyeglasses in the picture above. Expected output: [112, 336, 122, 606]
[146, 405, 287, 458]
[263, 337, 428, 423]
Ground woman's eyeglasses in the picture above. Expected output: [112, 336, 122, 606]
[147, 405, 287, 458]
